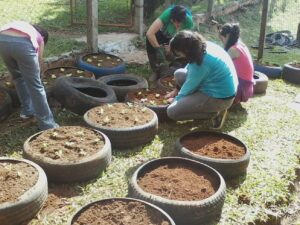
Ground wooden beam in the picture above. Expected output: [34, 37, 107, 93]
[297, 22, 300, 43]
[134, 0, 144, 37]
[87, 0, 98, 53]
[257, 0, 269, 61]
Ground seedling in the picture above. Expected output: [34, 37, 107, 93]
[66, 73, 72, 77]
[51, 74, 57, 79]
[155, 94, 160, 98]
[103, 116, 110, 123]
[60, 68, 65, 72]
[77, 70, 83, 74]
[106, 56, 111, 59]
[92, 56, 97, 59]
[87, 58, 92, 63]
[97, 63, 102, 67]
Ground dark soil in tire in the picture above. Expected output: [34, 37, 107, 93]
[82, 53, 123, 68]
[137, 162, 218, 201]
[176, 131, 250, 179]
[23, 126, 112, 183]
[0, 88, 12, 121]
[0, 74, 19, 107]
[98, 74, 148, 102]
[0, 161, 38, 204]
[84, 103, 158, 149]
[71, 198, 173, 225]
[126, 88, 170, 122]
[290, 63, 300, 69]
[85, 103, 153, 128]
[181, 135, 246, 160]
[128, 157, 226, 225]
[43, 67, 94, 95]
[127, 88, 169, 106]
[0, 158, 48, 225]
[157, 76, 176, 91]
[26, 126, 104, 162]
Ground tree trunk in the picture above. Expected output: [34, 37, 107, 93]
[207, 0, 214, 17]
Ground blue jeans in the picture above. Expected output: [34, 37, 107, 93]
[0, 34, 58, 130]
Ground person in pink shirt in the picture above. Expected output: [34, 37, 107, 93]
[219, 23, 254, 105]
[0, 21, 58, 130]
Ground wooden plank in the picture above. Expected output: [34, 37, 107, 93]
[87, 0, 98, 53]
[134, 0, 144, 37]
[257, 0, 269, 61]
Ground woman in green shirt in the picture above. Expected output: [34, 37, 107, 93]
[146, 5, 194, 81]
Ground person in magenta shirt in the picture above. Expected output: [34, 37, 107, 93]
[0, 21, 58, 130]
[219, 23, 254, 105]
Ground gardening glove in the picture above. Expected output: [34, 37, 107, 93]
[155, 46, 167, 65]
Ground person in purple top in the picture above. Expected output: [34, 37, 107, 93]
[0, 21, 59, 130]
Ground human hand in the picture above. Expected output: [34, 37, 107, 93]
[167, 97, 174, 103]
[155, 46, 166, 62]
[164, 88, 179, 99]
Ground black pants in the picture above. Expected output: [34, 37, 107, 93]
[146, 31, 171, 73]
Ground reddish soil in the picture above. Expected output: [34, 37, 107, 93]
[43, 67, 94, 86]
[86, 103, 154, 128]
[291, 63, 300, 69]
[138, 163, 219, 201]
[159, 76, 176, 90]
[127, 88, 169, 106]
[83, 53, 123, 68]
[181, 135, 246, 160]
[0, 161, 38, 204]
[28, 126, 105, 162]
[37, 184, 80, 219]
[72, 199, 171, 225]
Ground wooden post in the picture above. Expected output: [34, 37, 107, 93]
[207, 0, 214, 18]
[134, 0, 144, 38]
[87, 0, 98, 53]
[297, 22, 300, 43]
[257, 0, 269, 61]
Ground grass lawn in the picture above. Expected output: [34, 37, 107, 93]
[0, 1, 300, 225]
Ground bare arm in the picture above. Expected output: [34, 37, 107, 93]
[146, 18, 164, 48]
[228, 47, 240, 59]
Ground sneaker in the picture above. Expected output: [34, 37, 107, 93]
[211, 109, 228, 130]
[20, 114, 34, 120]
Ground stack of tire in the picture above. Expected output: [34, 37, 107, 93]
[282, 63, 300, 85]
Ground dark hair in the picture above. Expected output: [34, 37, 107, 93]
[219, 23, 240, 51]
[170, 5, 188, 23]
[170, 30, 206, 65]
[32, 24, 49, 45]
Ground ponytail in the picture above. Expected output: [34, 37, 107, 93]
[219, 23, 240, 51]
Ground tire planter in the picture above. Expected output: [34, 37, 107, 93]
[53, 76, 117, 115]
[175, 131, 250, 179]
[253, 62, 282, 79]
[128, 157, 226, 225]
[0, 74, 20, 107]
[98, 73, 148, 102]
[69, 197, 175, 225]
[78, 52, 126, 78]
[23, 126, 112, 183]
[84, 103, 158, 149]
[126, 88, 170, 122]
[157, 75, 176, 91]
[0, 157, 48, 225]
[282, 62, 300, 84]
[0, 87, 12, 121]
[253, 71, 268, 94]
[43, 66, 95, 98]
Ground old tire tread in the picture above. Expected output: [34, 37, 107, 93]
[98, 74, 148, 102]
[175, 131, 250, 179]
[84, 109, 158, 149]
[23, 128, 112, 183]
[128, 157, 226, 225]
[0, 158, 48, 225]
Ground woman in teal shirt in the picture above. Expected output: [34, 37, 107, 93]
[166, 30, 238, 129]
[146, 5, 194, 81]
